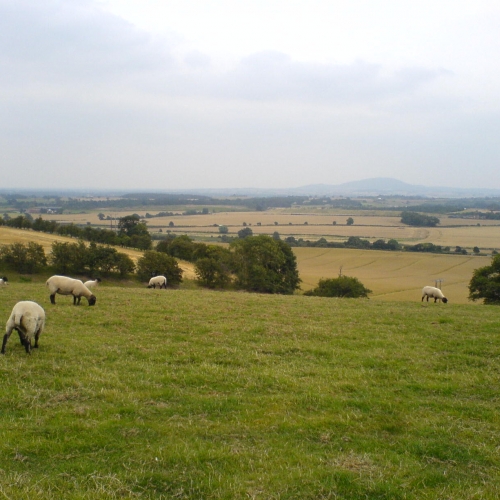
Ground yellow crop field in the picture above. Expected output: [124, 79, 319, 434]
[36, 209, 500, 252]
[295, 247, 489, 304]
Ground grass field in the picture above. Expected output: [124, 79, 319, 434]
[1, 284, 499, 499]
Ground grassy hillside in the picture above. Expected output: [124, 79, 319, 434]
[1, 284, 499, 499]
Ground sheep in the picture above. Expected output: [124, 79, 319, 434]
[421, 286, 448, 303]
[148, 275, 167, 289]
[2, 301, 45, 354]
[0, 276, 8, 286]
[46, 275, 96, 306]
[83, 278, 101, 289]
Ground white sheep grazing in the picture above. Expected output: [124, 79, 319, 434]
[0, 276, 8, 286]
[83, 278, 101, 289]
[46, 275, 96, 306]
[421, 286, 448, 303]
[2, 301, 45, 354]
[148, 275, 167, 289]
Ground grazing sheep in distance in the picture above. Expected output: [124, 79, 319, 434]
[2, 301, 45, 354]
[148, 275, 167, 289]
[422, 286, 448, 303]
[0, 276, 8, 286]
[83, 278, 101, 289]
[46, 275, 96, 306]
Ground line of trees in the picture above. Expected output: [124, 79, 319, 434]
[0, 241, 135, 277]
[154, 234, 301, 294]
[400, 211, 440, 227]
[0, 214, 152, 251]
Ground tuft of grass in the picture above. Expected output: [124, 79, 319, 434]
[1, 284, 500, 499]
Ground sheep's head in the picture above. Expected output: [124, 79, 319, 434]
[442, 297, 448, 303]
[88, 295, 97, 306]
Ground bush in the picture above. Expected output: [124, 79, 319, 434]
[304, 276, 372, 298]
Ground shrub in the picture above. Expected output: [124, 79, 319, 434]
[304, 276, 372, 298]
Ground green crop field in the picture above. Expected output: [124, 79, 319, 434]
[1, 283, 499, 499]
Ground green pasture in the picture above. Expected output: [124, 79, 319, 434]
[1, 283, 499, 499]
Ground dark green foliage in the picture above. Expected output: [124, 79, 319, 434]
[468, 254, 500, 304]
[50, 240, 135, 277]
[346, 217, 354, 225]
[401, 211, 440, 227]
[118, 215, 152, 250]
[0, 242, 47, 273]
[136, 250, 183, 285]
[193, 245, 233, 289]
[230, 235, 301, 294]
[237, 226, 253, 239]
[218, 225, 229, 234]
[405, 242, 443, 253]
[304, 276, 372, 298]
[345, 236, 370, 249]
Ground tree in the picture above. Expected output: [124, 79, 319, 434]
[346, 217, 354, 226]
[230, 235, 301, 294]
[136, 251, 183, 285]
[304, 276, 372, 298]
[50, 241, 87, 275]
[194, 257, 231, 288]
[218, 225, 229, 234]
[237, 227, 253, 239]
[468, 254, 500, 304]
[118, 215, 152, 250]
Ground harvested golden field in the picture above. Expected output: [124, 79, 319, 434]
[36, 209, 500, 251]
[295, 247, 489, 304]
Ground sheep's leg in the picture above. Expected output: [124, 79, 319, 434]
[16, 328, 24, 345]
[34, 328, 41, 348]
[50, 293, 56, 304]
[23, 337, 31, 354]
[1, 331, 12, 354]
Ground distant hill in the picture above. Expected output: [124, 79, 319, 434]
[166, 178, 500, 198]
[2, 178, 500, 198]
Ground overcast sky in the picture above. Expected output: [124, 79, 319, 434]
[1, 0, 499, 191]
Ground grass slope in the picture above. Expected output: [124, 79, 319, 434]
[1, 284, 499, 499]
